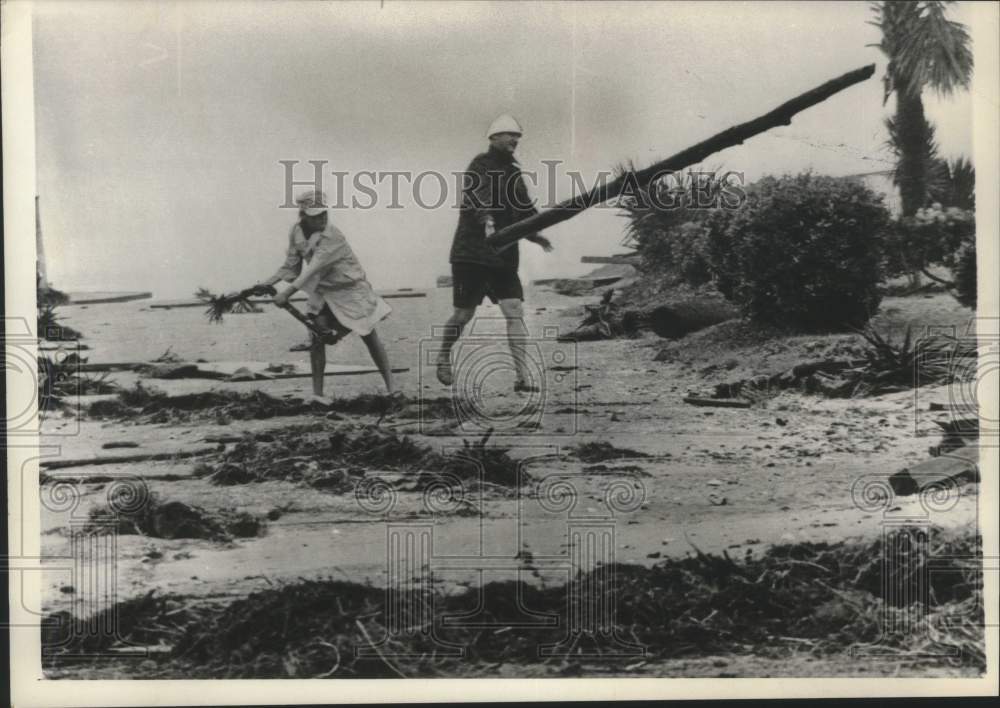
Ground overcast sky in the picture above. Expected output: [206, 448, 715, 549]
[33, 0, 975, 298]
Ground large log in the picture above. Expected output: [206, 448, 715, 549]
[486, 64, 876, 250]
[643, 299, 739, 339]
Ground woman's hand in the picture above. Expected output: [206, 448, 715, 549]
[273, 288, 294, 308]
[251, 283, 277, 297]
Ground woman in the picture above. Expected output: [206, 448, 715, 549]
[259, 190, 397, 405]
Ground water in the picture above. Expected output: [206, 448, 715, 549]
[55, 287, 589, 389]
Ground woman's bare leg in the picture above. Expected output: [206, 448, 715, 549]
[361, 329, 395, 394]
[309, 334, 326, 397]
[308, 310, 339, 398]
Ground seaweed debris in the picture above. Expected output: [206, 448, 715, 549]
[43, 526, 984, 676]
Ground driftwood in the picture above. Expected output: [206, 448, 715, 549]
[486, 64, 876, 250]
[645, 300, 738, 340]
[683, 397, 752, 409]
[561, 290, 736, 342]
[40, 446, 219, 470]
[889, 445, 979, 497]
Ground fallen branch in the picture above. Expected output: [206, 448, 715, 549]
[486, 64, 876, 249]
[683, 397, 752, 409]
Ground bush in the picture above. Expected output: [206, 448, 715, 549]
[706, 173, 889, 332]
[883, 204, 975, 278]
[883, 204, 976, 309]
[950, 240, 977, 310]
[621, 170, 735, 287]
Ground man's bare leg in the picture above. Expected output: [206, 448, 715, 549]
[498, 298, 534, 391]
[436, 307, 475, 385]
[361, 329, 396, 394]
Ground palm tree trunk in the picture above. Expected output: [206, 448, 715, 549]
[894, 87, 934, 218]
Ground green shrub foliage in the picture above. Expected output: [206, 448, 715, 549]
[705, 174, 889, 331]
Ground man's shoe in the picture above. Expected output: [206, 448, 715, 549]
[436, 359, 453, 386]
[305, 393, 334, 407]
[289, 338, 312, 352]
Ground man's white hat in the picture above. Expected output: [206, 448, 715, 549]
[296, 189, 328, 216]
[487, 114, 523, 138]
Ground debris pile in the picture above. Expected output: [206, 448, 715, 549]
[561, 289, 738, 342]
[194, 426, 524, 491]
[88, 492, 265, 542]
[43, 526, 984, 676]
[85, 385, 450, 424]
[708, 327, 970, 401]
[571, 441, 651, 462]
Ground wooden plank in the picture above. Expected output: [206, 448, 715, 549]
[889, 445, 980, 496]
[77, 362, 146, 372]
[40, 446, 219, 470]
[580, 254, 639, 264]
[77, 360, 410, 379]
[231, 366, 410, 381]
[683, 397, 752, 409]
[148, 290, 426, 309]
[191, 361, 409, 379]
[39, 342, 90, 351]
[64, 291, 152, 305]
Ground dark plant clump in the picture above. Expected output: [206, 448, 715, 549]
[87, 491, 265, 542]
[43, 526, 984, 677]
[571, 441, 651, 463]
[620, 168, 735, 288]
[85, 385, 452, 424]
[195, 425, 524, 491]
[38, 303, 82, 342]
[707, 174, 888, 331]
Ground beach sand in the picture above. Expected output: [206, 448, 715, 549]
[37, 288, 982, 677]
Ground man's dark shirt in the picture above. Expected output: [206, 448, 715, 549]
[449, 145, 539, 269]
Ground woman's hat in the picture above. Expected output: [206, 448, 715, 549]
[296, 190, 328, 216]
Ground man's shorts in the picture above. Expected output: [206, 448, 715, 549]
[451, 262, 524, 309]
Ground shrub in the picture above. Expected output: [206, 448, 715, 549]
[883, 204, 976, 309]
[950, 240, 976, 310]
[706, 173, 889, 332]
[621, 169, 737, 287]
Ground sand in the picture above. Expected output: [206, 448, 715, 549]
[37, 289, 983, 677]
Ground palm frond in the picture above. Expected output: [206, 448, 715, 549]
[948, 157, 976, 209]
[871, 1, 972, 99]
[915, 1, 973, 96]
[197, 287, 260, 324]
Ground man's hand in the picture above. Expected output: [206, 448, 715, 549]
[273, 288, 294, 308]
[530, 235, 554, 253]
[483, 217, 496, 238]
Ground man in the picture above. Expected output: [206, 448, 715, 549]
[437, 114, 553, 391]
[259, 190, 397, 405]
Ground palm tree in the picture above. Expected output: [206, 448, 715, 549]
[869, 1, 973, 216]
